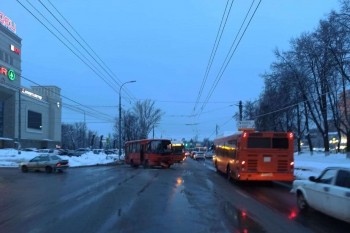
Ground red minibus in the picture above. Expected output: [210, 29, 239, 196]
[125, 139, 178, 168]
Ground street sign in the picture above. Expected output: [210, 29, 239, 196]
[237, 120, 255, 131]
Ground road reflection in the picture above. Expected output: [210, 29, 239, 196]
[223, 201, 266, 233]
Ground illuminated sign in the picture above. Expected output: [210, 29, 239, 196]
[8, 69, 15, 80]
[0, 67, 6, 76]
[0, 67, 15, 81]
[10, 44, 20, 55]
[21, 88, 43, 101]
[0, 12, 16, 34]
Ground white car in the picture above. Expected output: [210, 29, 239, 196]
[204, 150, 214, 159]
[19, 154, 69, 173]
[193, 151, 205, 160]
[292, 167, 350, 223]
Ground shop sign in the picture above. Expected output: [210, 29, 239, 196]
[0, 67, 16, 81]
[0, 11, 16, 34]
[21, 88, 43, 100]
[10, 44, 20, 55]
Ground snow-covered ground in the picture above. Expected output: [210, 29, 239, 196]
[0, 149, 120, 168]
[0, 149, 349, 180]
[294, 151, 350, 179]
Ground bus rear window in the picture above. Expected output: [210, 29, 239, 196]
[272, 138, 289, 149]
[247, 137, 289, 149]
[247, 138, 270, 148]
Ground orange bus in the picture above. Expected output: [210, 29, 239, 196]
[171, 142, 186, 163]
[125, 139, 178, 168]
[213, 131, 294, 181]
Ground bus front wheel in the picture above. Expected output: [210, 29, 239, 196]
[143, 160, 149, 169]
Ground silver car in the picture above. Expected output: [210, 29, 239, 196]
[19, 154, 69, 173]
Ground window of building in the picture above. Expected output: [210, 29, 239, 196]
[0, 102, 3, 136]
[0, 49, 3, 61]
[4, 53, 9, 63]
[27, 110, 42, 130]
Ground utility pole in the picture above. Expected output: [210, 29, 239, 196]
[18, 89, 21, 153]
[239, 100, 243, 121]
[118, 80, 136, 160]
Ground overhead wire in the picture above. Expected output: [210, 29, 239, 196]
[17, 0, 135, 104]
[193, 0, 235, 112]
[16, 0, 123, 95]
[199, 0, 262, 114]
[21, 75, 116, 123]
[41, 0, 136, 102]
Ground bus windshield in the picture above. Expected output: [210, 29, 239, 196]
[148, 140, 172, 154]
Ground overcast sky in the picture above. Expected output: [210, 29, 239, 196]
[2, 0, 341, 141]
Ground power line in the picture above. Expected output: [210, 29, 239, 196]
[41, 0, 136, 102]
[16, 0, 135, 104]
[199, 0, 262, 115]
[193, 0, 235, 112]
[21, 75, 116, 123]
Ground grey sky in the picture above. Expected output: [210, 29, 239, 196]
[2, 0, 340, 141]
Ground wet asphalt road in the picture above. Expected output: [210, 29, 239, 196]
[0, 159, 348, 233]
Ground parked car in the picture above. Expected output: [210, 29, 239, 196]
[292, 167, 350, 223]
[104, 149, 115, 155]
[93, 149, 104, 154]
[19, 154, 69, 173]
[22, 148, 38, 152]
[73, 148, 90, 157]
[37, 149, 54, 154]
[58, 149, 69, 155]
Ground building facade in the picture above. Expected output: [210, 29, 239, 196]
[0, 12, 61, 149]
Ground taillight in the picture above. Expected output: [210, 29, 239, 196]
[243, 132, 248, 138]
[290, 161, 294, 169]
[241, 160, 246, 171]
[288, 132, 293, 139]
[56, 163, 61, 167]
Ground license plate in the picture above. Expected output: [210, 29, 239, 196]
[263, 157, 271, 162]
[261, 173, 272, 176]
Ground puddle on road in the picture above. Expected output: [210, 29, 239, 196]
[223, 201, 266, 233]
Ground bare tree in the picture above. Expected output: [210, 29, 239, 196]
[61, 122, 93, 149]
[133, 99, 163, 139]
[114, 99, 163, 143]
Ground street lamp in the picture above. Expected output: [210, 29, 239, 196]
[119, 80, 136, 160]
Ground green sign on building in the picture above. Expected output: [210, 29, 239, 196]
[8, 69, 15, 81]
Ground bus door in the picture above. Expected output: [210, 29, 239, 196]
[140, 145, 145, 163]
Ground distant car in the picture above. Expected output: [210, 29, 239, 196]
[19, 154, 69, 173]
[93, 149, 104, 154]
[58, 149, 69, 155]
[204, 150, 214, 159]
[292, 167, 350, 223]
[104, 149, 115, 155]
[73, 148, 90, 157]
[193, 151, 205, 160]
[37, 149, 54, 154]
[22, 148, 38, 152]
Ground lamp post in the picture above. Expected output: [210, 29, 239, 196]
[119, 80, 136, 160]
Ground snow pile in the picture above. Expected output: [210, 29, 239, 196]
[294, 152, 350, 179]
[0, 149, 121, 168]
[0, 149, 349, 180]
